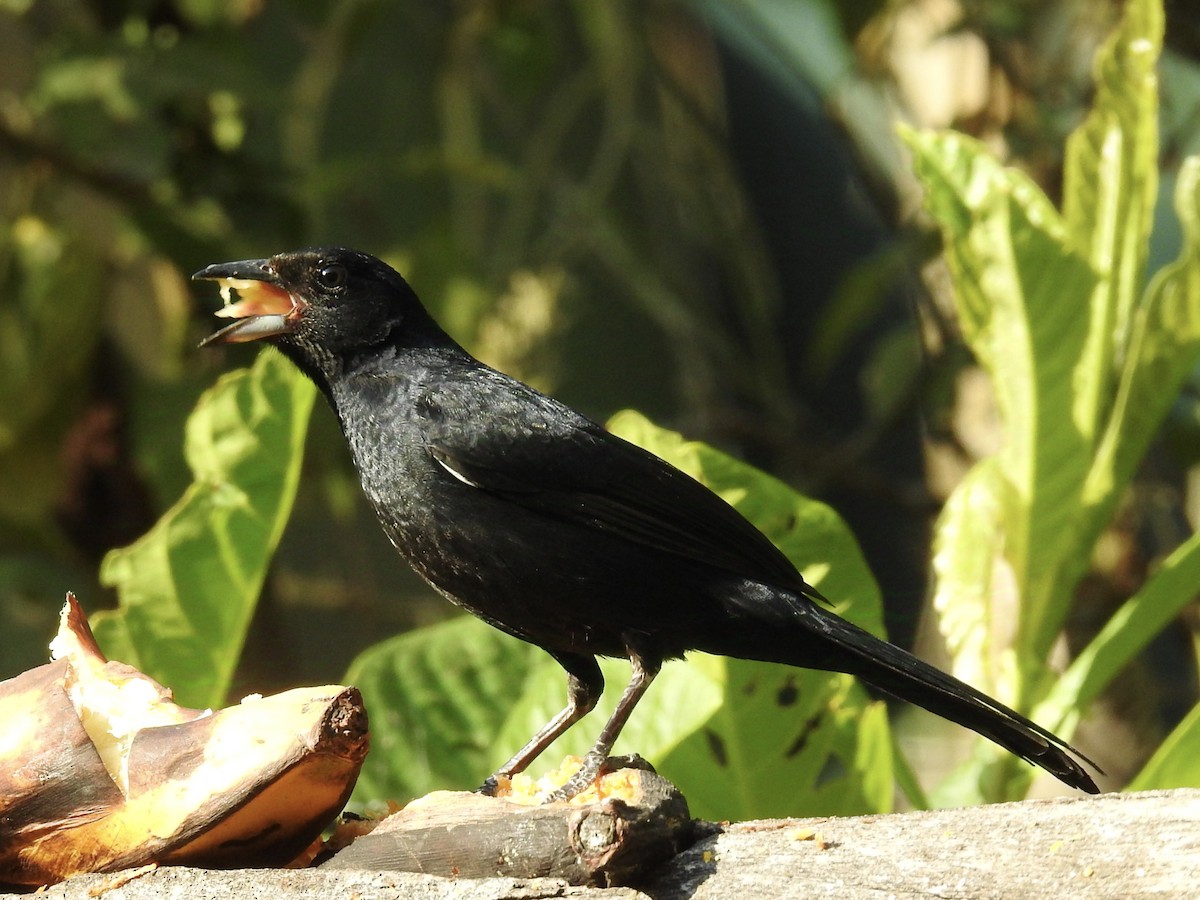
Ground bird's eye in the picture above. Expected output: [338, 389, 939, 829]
[316, 264, 348, 290]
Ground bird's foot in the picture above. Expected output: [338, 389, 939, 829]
[543, 750, 605, 803]
[542, 752, 655, 803]
[479, 755, 655, 802]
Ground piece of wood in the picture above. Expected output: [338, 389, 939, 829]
[323, 766, 693, 886]
[8, 788, 1198, 899]
[13, 867, 648, 899]
[646, 787, 1200, 899]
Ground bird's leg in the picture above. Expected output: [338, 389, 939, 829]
[477, 653, 603, 795]
[545, 649, 660, 802]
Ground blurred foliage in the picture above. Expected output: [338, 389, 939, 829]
[0, 0, 816, 684]
[2, 0, 1200, 817]
[1, 0, 924, 697]
[906, 0, 1200, 805]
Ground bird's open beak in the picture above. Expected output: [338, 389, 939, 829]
[193, 259, 306, 346]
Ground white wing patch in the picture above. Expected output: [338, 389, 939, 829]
[434, 452, 482, 488]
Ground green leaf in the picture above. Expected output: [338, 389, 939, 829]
[929, 460, 1014, 699]
[492, 653, 892, 822]
[346, 409, 891, 817]
[346, 611, 723, 806]
[660, 663, 892, 820]
[0, 221, 105, 452]
[1029, 154, 1200, 759]
[903, 1, 1200, 802]
[902, 125, 1098, 667]
[1050, 0, 1180, 653]
[92, 350, 316, 709]
[1036, 527, 1200, 735]
[346, 615, 546, 803]
[1128, 700, 1200, 790]
[1086, 156, 1200, 519]
[1063, 0, 1163, 434]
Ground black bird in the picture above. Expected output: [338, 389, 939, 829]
[195, 247, 1101, 800]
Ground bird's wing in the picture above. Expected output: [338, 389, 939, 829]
[422, 378, 811, 595]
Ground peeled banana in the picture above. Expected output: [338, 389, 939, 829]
[0, 593, 369, 886]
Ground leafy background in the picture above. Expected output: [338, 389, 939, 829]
[2, 0, 1200, 818]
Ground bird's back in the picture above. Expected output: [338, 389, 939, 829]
[325, 347, 818, 662]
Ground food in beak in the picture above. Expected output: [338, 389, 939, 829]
[198, 277, 302, 347]
[213, 278, 297, 319]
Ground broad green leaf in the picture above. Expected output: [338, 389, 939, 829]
[1128, 700, 1200, 790]
[492, 657, 891, 821]
[1030, 155, 1200, 756]
[932, 460, 1052, 804]
[346, 608, 722, 805]
[346, 410, 890, 817]
[1064, 0, 1162, 438]
[346, 615, 546, 803]
[1085, 156, 1200, 530]
[1051, 0, 1186, 658]
[903, 125, 1098, 667]
[904, 1, 1200, 801]
[929, 461, 1015, 699]
[660, 663, 892, 820]
[93, 350, 315, 709]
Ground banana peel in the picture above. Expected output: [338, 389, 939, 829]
[0, 594, 369, 886]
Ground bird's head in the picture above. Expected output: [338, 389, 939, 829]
[194, 247, 436, 379]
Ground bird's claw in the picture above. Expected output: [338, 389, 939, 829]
[543, 751, 608, 803]
[543, 775, 590, 803]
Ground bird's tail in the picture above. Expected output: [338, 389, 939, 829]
[733, 596, 1101, 793]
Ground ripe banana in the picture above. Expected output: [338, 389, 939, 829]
[0, 594, 369, 886]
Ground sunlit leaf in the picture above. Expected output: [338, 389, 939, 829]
[346, 615, 545, 804]
[929, 460, 1013, 698]
[93, 350, 315, 708]
[1086, 156, 1200, 519]
[1037, 528, 1200, 735]
[902, 0, 1200, 802]
[1063, 0, 1162, 432]
[1128, 700, 1200, 790]
[1053, 0, 1179, 630]
[491, 653, 723, 789]
[903, 124, 1097, 668]
[577, 411, 890, 817]
[660, 662, 891, 820]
